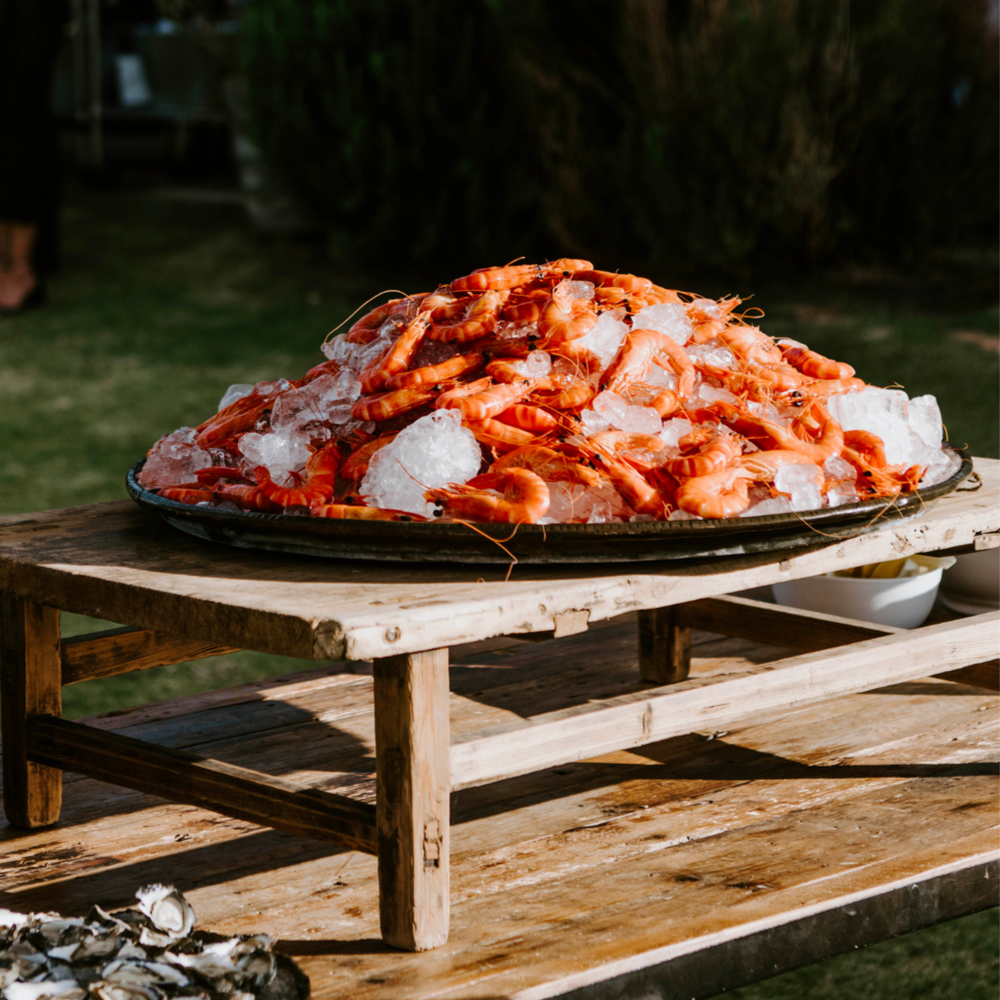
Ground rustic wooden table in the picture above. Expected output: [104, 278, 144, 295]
[1, 458, 997, 958]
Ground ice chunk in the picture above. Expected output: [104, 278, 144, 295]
[361, 409, 482, 516]
[138, 427, 214, 489]
[619, 405, 663, 434]
[907, 394, 942, 449]
[826, 482, 859, 507]
[685, 342, 737, 369]
[741, 495, 794, 517]
[658, 416, 694, 450]
[669, 508, 702, 521]
[827, 387, 912, 465]
[592, 390, 629, 428]
[538, 481, 628, 524]
[633, 303, 693, 345]
[572, 311, 629, 370]
[823, 453, 856, 481]
[560, 280, 595, 301]
[919, 446, 962, 488]
[238, 430, 311, 487]
[773, 463, 824, 511]
[685, 383, 737, 409]
[255, 378, 292, 397]
[501, 352, 552, 380]
[579, 408, 611, 434]
[218, 384, 254, 412]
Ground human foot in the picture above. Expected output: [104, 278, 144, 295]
[0, 264, 40, 311]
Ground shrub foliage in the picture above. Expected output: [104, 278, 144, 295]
[244, 0, 998, 275]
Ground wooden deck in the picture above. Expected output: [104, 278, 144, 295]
[2, 616, 996, 1000]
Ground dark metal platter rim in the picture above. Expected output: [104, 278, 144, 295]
[126, 446, 972, 546]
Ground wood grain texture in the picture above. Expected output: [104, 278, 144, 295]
[0, 460, 995, 660]
[374, 648, 450, 951]
[24, 715, 376, 852]
[450, 612, 999, 788]
[638, 606, 690, 684]
[682, 596, 999, 690]
[61, 626, 241, 684]
[0, 642, 994, 1000]
[1, 596, 62, 827]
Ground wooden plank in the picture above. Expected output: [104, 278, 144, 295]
[0, 596, 62, 827]
[374, 648, 450, 951]
[450, 612, 998, 788]
[61, 626, 241, 684]
[677, 595, 897, 650]
[638, 606, 690, 684]
[1, 624, 995, 999]
[682, 596, 999, 690]
[0, 461, 995, 661]
[24, 715, 377, 853]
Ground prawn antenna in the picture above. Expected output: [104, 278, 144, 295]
[324, 289, 414, 343]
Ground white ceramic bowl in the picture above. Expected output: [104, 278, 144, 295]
[772, 560, 945, 629]
[939, 548, 1000, 615]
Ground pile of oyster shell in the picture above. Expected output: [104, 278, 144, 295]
[0, 886, 307, 1000]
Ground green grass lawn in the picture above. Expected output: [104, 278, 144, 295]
[1, 184, 996, 997]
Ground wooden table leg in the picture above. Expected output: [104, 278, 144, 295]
[638, 606, 691, 684]
[1, 596, 62, 827]
[373, 647, 450, 951]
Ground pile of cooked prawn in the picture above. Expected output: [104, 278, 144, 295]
[142, 258, 932, 524]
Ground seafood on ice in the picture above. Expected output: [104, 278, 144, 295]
[139, 261, 961, 525]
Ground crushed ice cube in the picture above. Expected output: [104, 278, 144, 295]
[773, 463, 824, 511]
[522, 350, 553, 378]
[633, 303, 693, 345]
[139, 427, 214, 488]
[740, 495, 794, 517]
[592, 390, 629, 427]
[685, 342, 737, 368]
[827, 387, 911, 465]
[658, 416, 694, 450]
[619, 405, 663, 434]
[360, 409, 482, 516]
[906, 394, 943, 449]
[255, 378, 292, 397]
[239, 430, 311, 487]
[826, 482, 859, 507]
[560, 280, 595, 301]
[218, 384, 254, 412]
[572, 311, 629, 370]
[579, 408, 612, 434]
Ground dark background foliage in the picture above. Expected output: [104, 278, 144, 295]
[243, 0, 998, 280]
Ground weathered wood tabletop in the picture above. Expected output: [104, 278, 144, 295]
[0, 460, 996, 661]
[1, 458, 997, 959]
[1, 618, 997, 1000]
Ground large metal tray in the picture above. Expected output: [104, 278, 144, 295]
[126, 450, 973, 565]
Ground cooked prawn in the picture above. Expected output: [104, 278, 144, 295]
[255, 443, 341, 507]
[311, 503, 426, 521]
[158, 485, 216, 505]
[436, 379, 532, 421]
[538, 280, 600, 345]
[492, 444, 603, 488]
[494, 404, 562, 434]
[464, 417, 538, 451]
[451, 259, 592, 293]
[603, 328, 696, 397]
[676, 467, 753, 518]
[351, 383, 442, 422]
[663, 433, 742, 478]
[213, 483, 283, 512]
[340, 433, 399, 481]
[425, 468, 550, 523]
[429, 289, 509, 341]
[360, 314, 430, 394]
[717, 324, 783, 365]
[781, 344, 855, 381]
[385, 350, 485, 390]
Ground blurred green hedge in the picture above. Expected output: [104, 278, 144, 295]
[244, 0, 998, 275]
